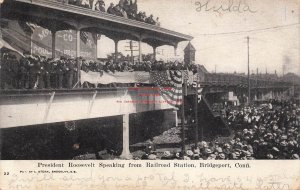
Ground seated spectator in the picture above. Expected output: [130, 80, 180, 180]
[81, 59, 89, 72]
[141, 12, 147, 22]
[107, 3, 115, 14]
[145, 14, 155, 25]
[80, 0, 91, 8]
[113, 4, 125, 17]
[126, 0, 137, 19]
[136, 11, 144, 22]
[120, 7, 128, 18]
[95, 0, 106, 12]
[68, 0, 79, 6]
[156, 17, 160, 26]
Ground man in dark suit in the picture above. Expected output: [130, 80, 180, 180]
[107, 3, 115, 14]
[95, 0, 105, 12]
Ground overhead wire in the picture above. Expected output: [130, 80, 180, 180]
[196, 23, 300, 36]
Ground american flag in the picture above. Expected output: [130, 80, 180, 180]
[80, 31, 89, 44]
[92, 33, 101, 44]
[150, 70, 188, 107]
[18, 21, 37, 33]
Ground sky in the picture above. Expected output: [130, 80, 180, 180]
[97, 0, 300, 75]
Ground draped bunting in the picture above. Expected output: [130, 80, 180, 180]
[80, 70, 196, 106]
[80, 70, 150, 85]
[80, 70, 194, 85]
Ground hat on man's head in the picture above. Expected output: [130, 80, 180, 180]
[148, 154, 157, 160]
[281, 135, 288, 140]
[193, 148, 200, 154]
[224, 143, 230, 149]
[267, 154, 273, 159]
[186, 150, 194, 157]
[280, 141, 287, 147]
[292, 154, 299, 159]
[183, 156, 191, 160]
[245, 151, 252, 157]
[272, 147, 280, 152]
[205, 149, 212, 154]
[163, 151, 172, 158]
[218, 153, 226, 159]
[216, 147, 223, 153]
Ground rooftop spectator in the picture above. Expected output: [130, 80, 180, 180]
[95, 0, 106, 12]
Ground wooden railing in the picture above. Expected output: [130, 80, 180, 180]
[202, 73, 293, 89]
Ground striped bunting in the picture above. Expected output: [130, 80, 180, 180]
[150, 70, 185, 107]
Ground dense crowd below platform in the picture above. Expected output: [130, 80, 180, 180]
[0, 52, 197, 89]
[62, 0, 160, 26]
[137, 100, 300, 160]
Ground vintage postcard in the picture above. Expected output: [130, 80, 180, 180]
[0, 0, 299, 189]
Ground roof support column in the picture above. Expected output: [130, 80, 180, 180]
[76, 29, 81, 88]
[173, 43, 178, 57]
[153, 46, 157, 61]
[139, 38, 143, 62]
[51, 30, 56, 59]
[76, 29, 81, 58]
[114, 39, 119, 63]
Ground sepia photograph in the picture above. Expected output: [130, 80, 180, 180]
[0, 0, 299, 162]
[1, 0, 300, 189]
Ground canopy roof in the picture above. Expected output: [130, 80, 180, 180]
[1, 0, 193, 47]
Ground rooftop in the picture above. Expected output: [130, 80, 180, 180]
[1, 0, 193, 47]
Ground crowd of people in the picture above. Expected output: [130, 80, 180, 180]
[1, 52, 78, 89]
[1, 52, 198, 89]
[65, 0, 160, 26]
[137, 100, 300, 160]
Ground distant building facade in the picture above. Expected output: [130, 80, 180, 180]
[184, 42, 196, 65]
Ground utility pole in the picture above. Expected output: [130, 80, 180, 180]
[247, 36, 251, 105]
[256, 68, 258, 85]
[181, 81, 187, 153]
[194, 82, 199, 147]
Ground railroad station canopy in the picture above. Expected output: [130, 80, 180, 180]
[1, 0, 193, 47]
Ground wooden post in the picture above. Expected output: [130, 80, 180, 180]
[130, 40, 134, 64]
[51, 31, 56, 59]
[247, 36, 251, 105]
[194, 87, 199, 147]
[138, 39, 142, 62]
[76, 29, 81, 88]
[120, 114, 132, 159]
[114, 39, 119, 63]
[153, 46, 157, 61]
[181, 82, 186, 153]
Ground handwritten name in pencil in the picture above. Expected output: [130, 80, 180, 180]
[195, 0, 257, 14]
